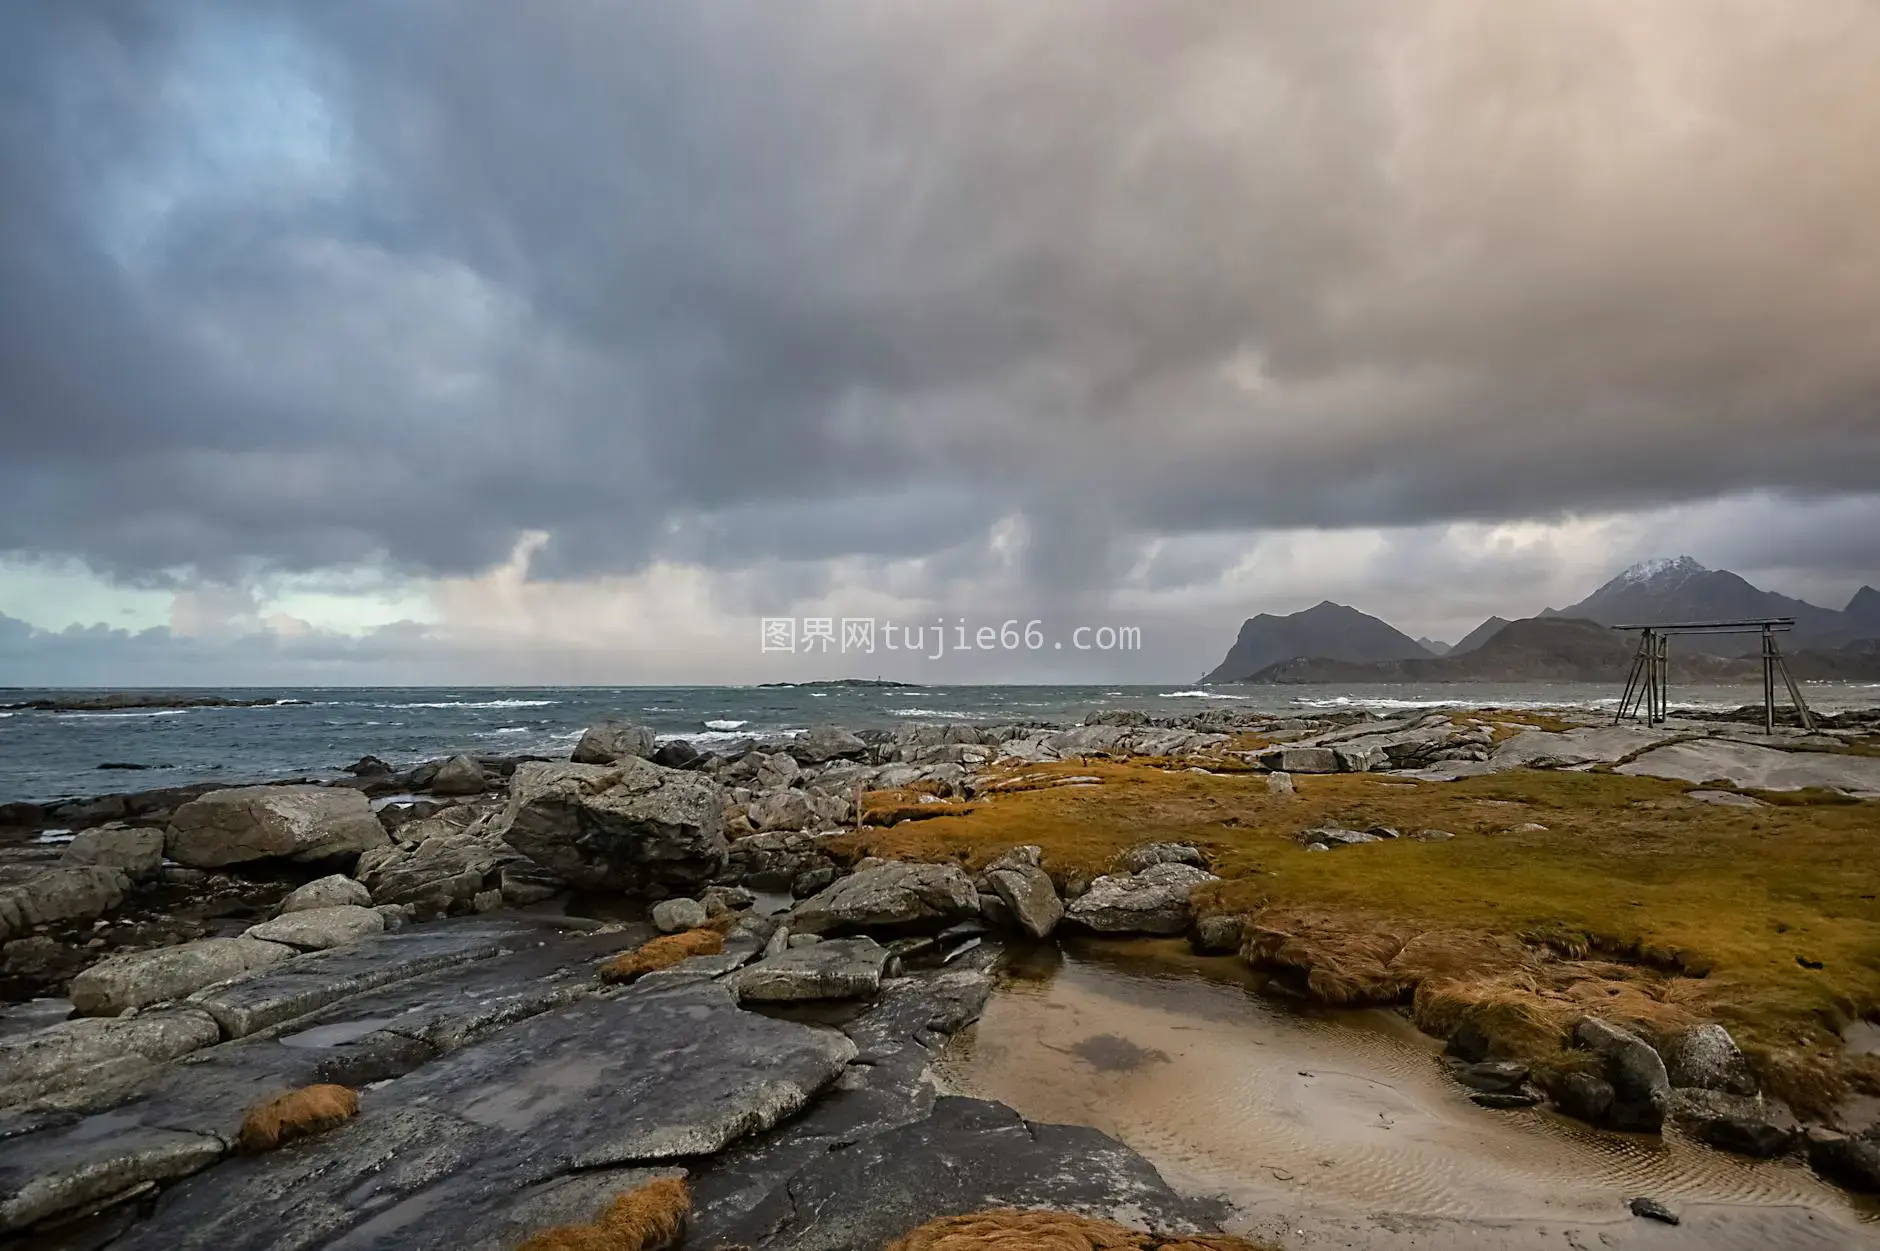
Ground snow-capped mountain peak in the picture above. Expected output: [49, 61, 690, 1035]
[1613, 555, 1707, 588]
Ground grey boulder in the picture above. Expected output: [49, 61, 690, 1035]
[245, 904, 385, 951]
[1065, 862, 1217, 935]
[67, 937, 297, 1016]
[985, 865, 1062, 940]
[429, 754, 488, 796]
[570, 721, 657, 765]
[730, 936, 889, 1002]
[1807, 1128, 1880, 1193]
[789, 862, 979, 936]
[1666, 1023, 1758, 1096]
[60, 827, 164, 880]
[1259, 746, 1339, 774]
[0, 866, 131, 942]
[280, 874, 372, 914]
[490, 759, 727, 892]
[165, 785, 388, 868]
[1572, 1016, 1671, 1132]
[748, 788, 817, 833]
[1668, 1088, 1798, 1158]
[356, 809, 509, 915]
[787, 724, 869, 765]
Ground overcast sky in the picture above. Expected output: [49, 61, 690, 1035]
[3, 1, 1878, 685]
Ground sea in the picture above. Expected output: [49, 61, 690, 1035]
[3, 681, 1876, 807]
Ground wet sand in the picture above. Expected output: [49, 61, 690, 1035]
[934, 939, 1880, 1249]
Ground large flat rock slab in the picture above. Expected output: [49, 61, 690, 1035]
[1618, 740, 1880, 796]
[1495, 726, 1684, 769]
[704, 1095, 1229, 1251]
[110, 983, 856, 1250]
[0, 919, 635, 1239]
[689, 968, 993, 1237]
[187, 921, 524, 1038]
[68, 937, 298, 1017]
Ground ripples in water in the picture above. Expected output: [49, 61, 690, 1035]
[934, 939, 1878, 1229]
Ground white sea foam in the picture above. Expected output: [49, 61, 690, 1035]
[810, 692, 829, 698]
[704, 719, 748, 731]
[374, 699, 558, 709]
[35, 829, 75, 844]
[1159, 690, 1244, 700]
[889, 707, 987, 719]
[56, 708, 191, 719]
[657, 728, 786, 747]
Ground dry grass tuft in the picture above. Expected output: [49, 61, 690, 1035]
[238, 1084, 359, 1153]
[599, 929, 725, 984]
[517, 1176, 689, 1251]
[886, 1208, 1277, 1251]
[1240, 909, 1413, 1006]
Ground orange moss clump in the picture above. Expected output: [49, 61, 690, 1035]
[886, 1209, 1277, 1251]
[517, 1176, 690, 1251]
[598, 928, 724, 984]
[237, 1084, 359, 1153]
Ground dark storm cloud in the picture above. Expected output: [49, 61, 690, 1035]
[4, 0, 1879, 592]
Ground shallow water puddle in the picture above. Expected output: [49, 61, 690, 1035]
[935, 938, 1876, 1227]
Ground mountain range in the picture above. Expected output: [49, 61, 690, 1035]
[1205, 558, 1880, 684]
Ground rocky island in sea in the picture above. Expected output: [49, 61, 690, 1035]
[1, 700, 1879, 1247]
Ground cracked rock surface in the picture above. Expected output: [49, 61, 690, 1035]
[0, 915, 1228, 1249]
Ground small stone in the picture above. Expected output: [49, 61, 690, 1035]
[787, 933, 822, 948]
[1471, 1090, 1542, 1109]
[1452, 1059, 1531, 1093]
[651, 897, 709, 933]
[471, 888, 503, 913]
[1265, 772, 1295, 796]
[375, 903, 416, 931]
[1191, 915, 1243, 954]
[1414, 829, 1455, 842]
[1118, 843, 1206, 873]
[791, 866, 840, 899]
[1628, 1196, 1679, 1225]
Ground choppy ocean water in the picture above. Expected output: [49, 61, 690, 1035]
[3, 681, 1875, 805]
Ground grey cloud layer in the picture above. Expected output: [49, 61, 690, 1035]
[3, 0, 1878, 594]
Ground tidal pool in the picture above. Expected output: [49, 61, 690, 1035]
[934, 938, 1879, 1238]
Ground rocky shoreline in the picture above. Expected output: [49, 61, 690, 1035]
[1, 705, 1878, 1245]
[0, 694, 306, 714]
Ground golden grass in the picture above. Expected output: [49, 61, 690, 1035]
[886, 1209, 1277, 1251]
[863, 785, 974, 826]
[517, 1177, 689, 1251]
[238, 1084, 359, 1153]
[836, 758, 1880, 1110]
[599, 929, 725, 984]
[1483, 710, 1581, 738]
